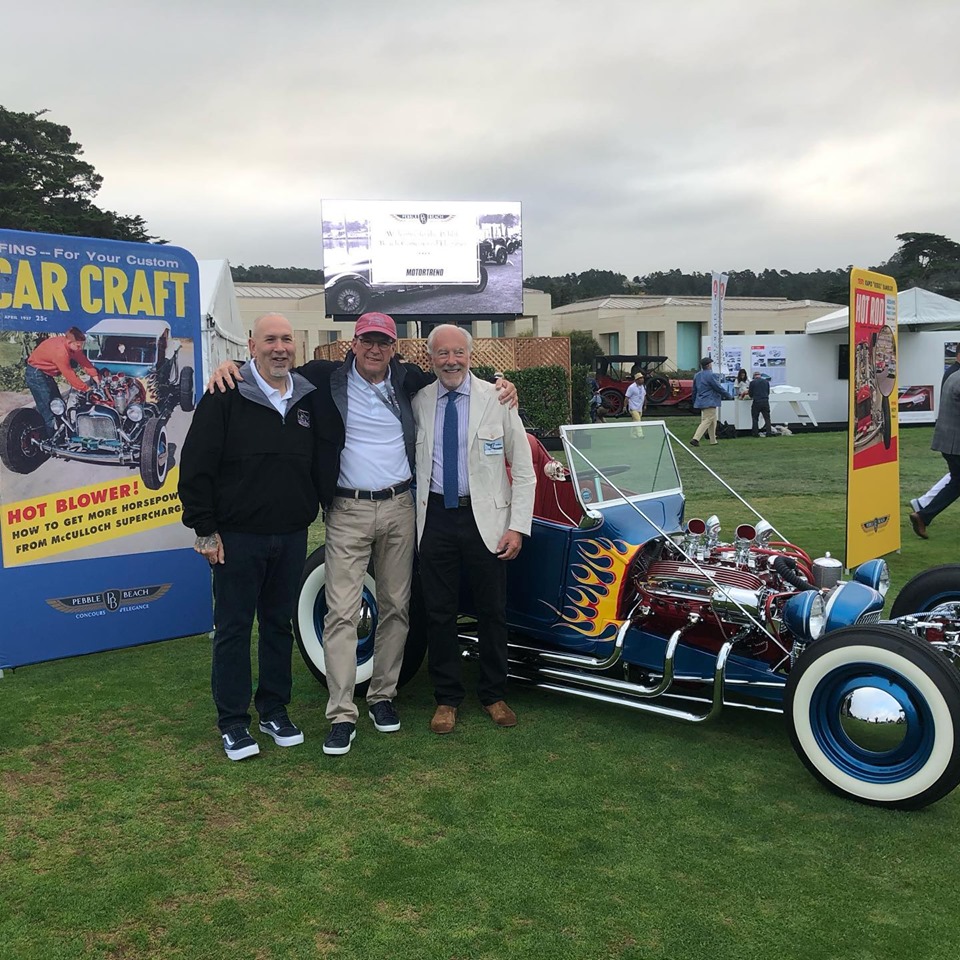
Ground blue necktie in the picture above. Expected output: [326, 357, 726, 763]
[443, 391, 459, 508]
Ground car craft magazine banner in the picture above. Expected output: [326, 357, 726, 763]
[845, 267, 900, 568]
[0, 229, 212, 668]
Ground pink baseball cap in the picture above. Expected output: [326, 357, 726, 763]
[354, 312, 397, 341]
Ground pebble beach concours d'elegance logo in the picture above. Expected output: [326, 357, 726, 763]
[390, 213, 455, 224]
[45, 583, 172, 617]
[860, 515, 890, 534]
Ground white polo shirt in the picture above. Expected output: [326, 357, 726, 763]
[337, 362, 411, 491]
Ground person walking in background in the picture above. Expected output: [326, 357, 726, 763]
[690, 357, 728, 447]
[625, 370, 646, 436]
[748, 371, 772, 437]
[909, 345, 960, 520]
[909, 358, 960, 539]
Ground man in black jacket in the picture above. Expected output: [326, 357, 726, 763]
[747, 371, 772, 437]
[179, 314, 318, 760]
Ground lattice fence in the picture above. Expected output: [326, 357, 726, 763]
[314, 337, 571, 376]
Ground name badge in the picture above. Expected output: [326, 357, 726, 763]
[483, 439, 504, 456]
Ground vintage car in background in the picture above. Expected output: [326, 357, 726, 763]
[0, 319, 194, 490]
[324, 260, 489, 316]
[593, 355, 695, 416]
[294, 421, 960, 810]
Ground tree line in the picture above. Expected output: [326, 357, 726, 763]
[524, 233, 960, 307]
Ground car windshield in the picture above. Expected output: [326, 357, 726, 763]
[89, 335, 156, 364]
[560, 421, 682, 508]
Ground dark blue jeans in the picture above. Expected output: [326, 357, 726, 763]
[25, 364, 62, 436]
[210, 529, 307, 732]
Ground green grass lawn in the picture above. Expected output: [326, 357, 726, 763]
[2, 422, 959, 959]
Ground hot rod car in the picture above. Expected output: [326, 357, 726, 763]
[0, 319, 194, 490]
[294, 421, 960, 810]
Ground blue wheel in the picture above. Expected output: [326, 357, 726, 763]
[890, 564, 960, 618]
[785, 625, 960, 809]
[294, 545, 426, 695]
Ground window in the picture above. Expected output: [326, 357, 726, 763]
[491, 320, 505, 338]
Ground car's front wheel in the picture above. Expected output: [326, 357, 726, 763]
[140, 418, 169, 490]
[785, 625, 960, 809]
[330, 281, 369, 315]
[294, 545, 427, 696]
[599, 388, 624, 417]
[0, 407, 50, 474]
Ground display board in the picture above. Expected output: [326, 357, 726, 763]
[0, 229, 212, 668]
[844, 267, 900, 567]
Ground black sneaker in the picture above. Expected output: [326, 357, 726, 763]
[259, 712, 304, 747]
[323, 722, 356, 756]
[368, 700, 401, 732]
[222, 726, 259, 761]
[690, 438, 699, 447]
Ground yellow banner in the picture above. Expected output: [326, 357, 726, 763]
[2, 467, 183, 566]
[845, 268, 900, 567]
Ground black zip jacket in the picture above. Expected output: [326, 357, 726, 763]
[178, 363, 321, 536]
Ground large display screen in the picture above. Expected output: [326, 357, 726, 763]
[322, 199, 523, 317]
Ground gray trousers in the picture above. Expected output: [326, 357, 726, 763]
[322, 491, 416, 724]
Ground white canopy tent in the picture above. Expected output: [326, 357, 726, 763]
[805, 287, 960, 335]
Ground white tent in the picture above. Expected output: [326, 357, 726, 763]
[198, 260, 249, 380]
[806, 287, 960, 335]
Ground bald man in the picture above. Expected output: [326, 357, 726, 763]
[179, 314, 322, 760]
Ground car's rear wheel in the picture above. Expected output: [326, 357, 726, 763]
[140, 418, 169, 490]
[785, 625, 960, 809]
[495, 246, 508, 265]
[646, 375, 671, 405]
[0, 407, 49, 474]
[890, 564, 960, 618]
[179, 366, 195, 412]
[294, 545, 427, 696]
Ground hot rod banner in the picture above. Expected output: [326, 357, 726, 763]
[845, 267, 900, 568]
[0, 229, 212, 668]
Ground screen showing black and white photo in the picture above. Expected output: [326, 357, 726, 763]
[322, 199, 522, 317]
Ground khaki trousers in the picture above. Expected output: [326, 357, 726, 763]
[629, 409, 644, 437]
[322, 491, 415, 723]
[692, 407, 719, 443]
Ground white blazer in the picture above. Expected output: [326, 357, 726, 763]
[413, 374, 536, 552]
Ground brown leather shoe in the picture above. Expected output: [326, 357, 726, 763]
[483, 700, 518, 727]
[430, 705, 457, 734]
[909, 512, 929, 540]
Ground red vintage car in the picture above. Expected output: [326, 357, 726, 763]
[593, 355, 694, 417]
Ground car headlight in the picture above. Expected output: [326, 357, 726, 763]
[853, 558, 890, 597]
[50, 398, 65, 416]
[127, 404, 144, 423]
[782, 590, 826, 641]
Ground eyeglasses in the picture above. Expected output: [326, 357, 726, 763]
[356, 336, 395, 348]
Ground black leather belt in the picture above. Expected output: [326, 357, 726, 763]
[335, 479, 411, 501]
[428, 491, 471, 508]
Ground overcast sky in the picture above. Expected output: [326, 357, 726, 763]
[6, 0, 960, 279]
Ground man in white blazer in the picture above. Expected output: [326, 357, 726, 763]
[413, 324, 536, 734]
